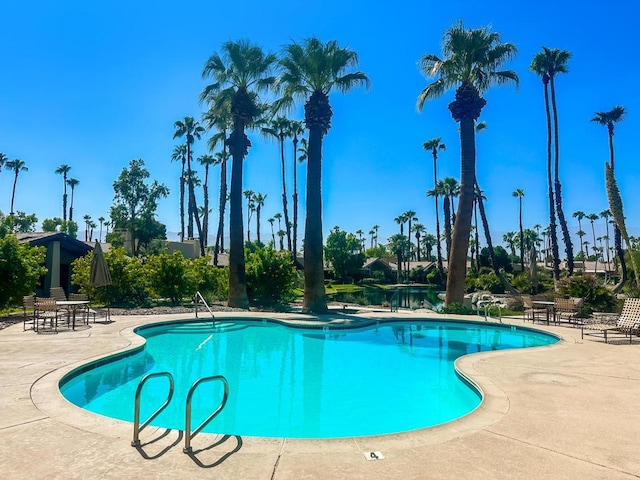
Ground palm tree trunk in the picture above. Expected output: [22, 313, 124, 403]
[292, 136, 299, 261]
[608, 127, 627, 287]
[280, 135, 292, 252]
[303, 125, 328, 313]
[474, 201, 480, 272]
[227, 120, 250, 309]
[180, 158, 185, 241]
[445, 116, 475, 305]
[256, 205, 262, 244]
[203, 166, 209, 248]
[186, 146, 205, 256]
[519, 197, 524, 272]
[443, 197, 452, 260]
[214, 148, 227, 266]
[550, 76, 574, 275]
[10, 172, 18, 215]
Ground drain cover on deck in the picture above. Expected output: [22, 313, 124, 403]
[363, 451, 384, 461]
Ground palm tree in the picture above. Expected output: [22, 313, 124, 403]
[289, 121, 305, 258]
[244, 190, 255, 243]
[262, 116, 293, 252]
[55, 164, 71, 221]
[83, 214, 92, 242]
[66, 178, 79, 222]
[173, 117, 205, 255]
[170, 144, 187, 241]
[422, 233, 436, 262]
[197, 154, 216, 248]
[440, 178, 459, 259]
[6, 159, 28, 215]
[422, 138, 446, 281]
[98, 216, 105, 242]
[388, 234, 409, 284]
[253, 192, 267, 244]
[512, 189, 525, 271]
[592, 106, 626, 288]
[268, 217, 276, 247]
[586, 213, 599, 260]
[404, 210, 418, 272]
[202, 102, 232, 265]
[576, 230, 586, 260]
[369, 229, 375, 249]
[393, 213, 407, 281]
[600, 209, 612, 270]
[372, 224, 380, 247]
[412, 223, 426, 261]
[277, 229, 286, 251]
[503, 232, 517, 258]
[0, 153, 6, 178]
[418, 22, 518, 304]
[201, 40, 276, 309]
[572, 211, 586, 261]
[356, 229, 364, 252]
[277, 37, 370, 313]
[274, 213, 283, 250]
[530, 49, 562, 282]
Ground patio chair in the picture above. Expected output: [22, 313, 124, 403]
[521, 295, 547, 323]
[581, 298, 640, 343]
[554, 297, 582, 325]
[69, 293, 96, 324]
[35, 297, 60, 333]
[22, 295, 37, 331]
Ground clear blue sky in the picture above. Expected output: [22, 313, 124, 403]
[1, 0, 638, 252]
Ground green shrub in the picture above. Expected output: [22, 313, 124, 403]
[557, 274, 617, 314]
[146, 251, 194, 305]
[245, 246, 297, 305]
[440, 302, 474, 315]
[0, 235, 47, 309]
[476, 272, 504, 294]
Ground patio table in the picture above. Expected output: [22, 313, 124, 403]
[56, 300, 89, 330]
[532, 300, 555, 325]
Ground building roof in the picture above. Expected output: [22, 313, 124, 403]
[16, 232, 93, 256]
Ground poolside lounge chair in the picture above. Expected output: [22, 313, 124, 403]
[581, 298, 640, 344]
[22, 295, 36, 331]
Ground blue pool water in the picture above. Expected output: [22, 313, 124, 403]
[60, 319, 557, 438]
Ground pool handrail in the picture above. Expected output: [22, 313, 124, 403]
[131, 371, 175, 448]
[184, 375, 229, 454]
[194, 291, 215, 322]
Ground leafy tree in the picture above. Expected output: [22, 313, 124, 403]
[324, 226, 365, 280]
[110, 159, 169, 257]
[418, 22, 518, 305]
[277, 37, 370, 313]
[479, 246, 513, 273]
[0, 234, 47, 309]
[8, 211, 38, 233]
[41, 217, 78, 237]
[201, 39, 276, 309]
[245, 246, 297, 304]
[365, 245, 388, 258]
[146, 251, 196, 305]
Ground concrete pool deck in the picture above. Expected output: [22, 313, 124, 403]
[1, 310, 639, 479]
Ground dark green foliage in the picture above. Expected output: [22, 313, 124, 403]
[475, 271, 505, 294]
[557, 274, 617, 314]
[409, 265, 428, 283]
[479, 246, 513, 272]
[440, 302, 474, 315]
[245, 246, 297, 305]
[146, 251, 194, 305]
[0, 234, 47, 309]
[324, 227, 365, 280]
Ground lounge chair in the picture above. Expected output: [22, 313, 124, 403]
[22, 295, 36, 331]
[581, 298, 640, 343]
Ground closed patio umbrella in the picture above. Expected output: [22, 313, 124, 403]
[90, 241, 112, 320]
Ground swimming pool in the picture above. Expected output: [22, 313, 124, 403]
[60, 318, 558, 438]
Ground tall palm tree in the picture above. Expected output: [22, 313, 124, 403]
[254, 192, 267, 244]
[512, 189, 525, 271]
[197, 154, 216, 248]
[404, 210, 418, 272]
[202, 102, 232, 265]
[412, 223, 426, 261]
[572, 210, 586, 260]
[418, 22, 518, 304]
[277, 37, 370, 313]
[170, 144, 187, 241]
[83, 214, 92, 242]
[274, 213, 283, 250]
[530, 48, 563, 282]
[586, 213, 599, 260]
[600, 209, 612, 270]
[440, 178, 459, 259]
[6, 159, 28, 215]
[592, 106, 627, 288]
[268, 217, 276, 246]
[356, 229, 364, 252]
[394, 213, 407, 281]
[372, 224, 380, 247]
[422, 233, 436, 262]
[369, 229, 375, 249]
[576, 230, 586, 260]
[55, 164, 71, 221]
[289, 121, 305, 258]
[201, 40, 276, 309]
[173, 116, 205, 255]
[262, 116, 293, 252]
[503, 231, 517, 258]
[98, 216, 105, 242]
[423, 138, 446, 281]
[244, 190, 255, 243]
[66, 178, 79, 222]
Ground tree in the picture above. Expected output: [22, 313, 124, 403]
[98, 216, 105, 242]
[418, 22, 518, 304]
[274, 213, 284, 250]
[289, 121, 305, 258]
[111, 159, 169, 257]
[422, 233, 436, 262]
[254, 192, 267, 245]
[170, 144, 187, 241]
[592, 106, 626, 289]
[512, 189, 525, 271]
[197, 154, 216, 248]
[0, 234, 47, 309]
[268, 217, 276, 246]
[277, 37, 370, 313]
[412, 223, 426, 261]
[173, 116, 205, 255]
[403, 210, 417, 274]
[66, 178, 79, 223]
[6, 159, 28, 216]
[600, 209, 612, 270]
[55, 164, 71, 221]
[388, 234, 410, 284]
[244, 190, 255, 243]
[572, 211, 586, 260]
[586, 213, 599, 261]
[261, 116, 293, 252]
[324, 226, 365, 280]
[423, 138, 446, 281]
[201, 40, 276, 309]
[503, 232, 517, 258]
[440, 177, 459, 258]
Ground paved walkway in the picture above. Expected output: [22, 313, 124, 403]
[1, 311, 639, 479]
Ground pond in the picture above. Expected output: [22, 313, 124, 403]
[329, 286, 443, 310]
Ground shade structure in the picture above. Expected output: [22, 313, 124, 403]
[90, 241, 112, 288]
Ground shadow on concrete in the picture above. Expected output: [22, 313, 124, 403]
[186, 434, 243, 468]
